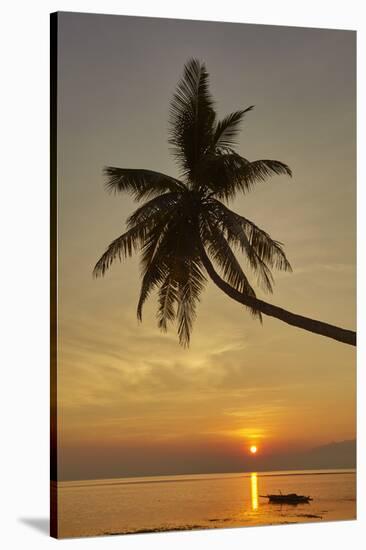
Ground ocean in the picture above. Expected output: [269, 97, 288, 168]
[56, 469, 356, 538]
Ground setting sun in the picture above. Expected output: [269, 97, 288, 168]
[250, 445, 258, 454]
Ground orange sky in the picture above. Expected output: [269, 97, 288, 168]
[56, 13, 356, 480]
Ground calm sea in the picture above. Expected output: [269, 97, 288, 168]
[56, 469, 356, 538]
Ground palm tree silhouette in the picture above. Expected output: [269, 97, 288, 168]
[94, 58, 356, 347]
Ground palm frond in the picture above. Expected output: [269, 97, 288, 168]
[104, 167, 184, 200]
[136, 202, 207, 345]
[241, 216, 292, 272]
[205, 154, 292, 200]
[169, 58, 216, 180]
[157, 275, 178, 331]
[213, 106, 254, 149]
[138, 224, 207, 346]
[137, 222, 172, 320]
[176, 260, 206, 346]
[203, 220, 256, 296]
[206, 199, 292, 291]
[94, 193, 179, 279]
[200, 217, 261, 318]
[93, 223, 147, 277]
[137, 261, 167, 321]
[127, 192, 181, 228]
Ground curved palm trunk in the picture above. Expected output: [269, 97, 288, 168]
[199, 247, 356, 347]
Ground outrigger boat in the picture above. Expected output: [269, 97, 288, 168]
[261, 493, 312, 504]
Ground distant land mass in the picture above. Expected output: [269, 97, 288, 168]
[251, 440, 356, 473]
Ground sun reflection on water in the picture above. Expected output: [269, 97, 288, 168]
[251, 473, 259, 510]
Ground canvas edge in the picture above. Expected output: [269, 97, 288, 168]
[50, 10, 59, 540]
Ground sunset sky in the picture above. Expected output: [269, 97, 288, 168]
[56, 13, 356, 480]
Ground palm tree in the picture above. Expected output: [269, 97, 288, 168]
[94, 58, 356, 348]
